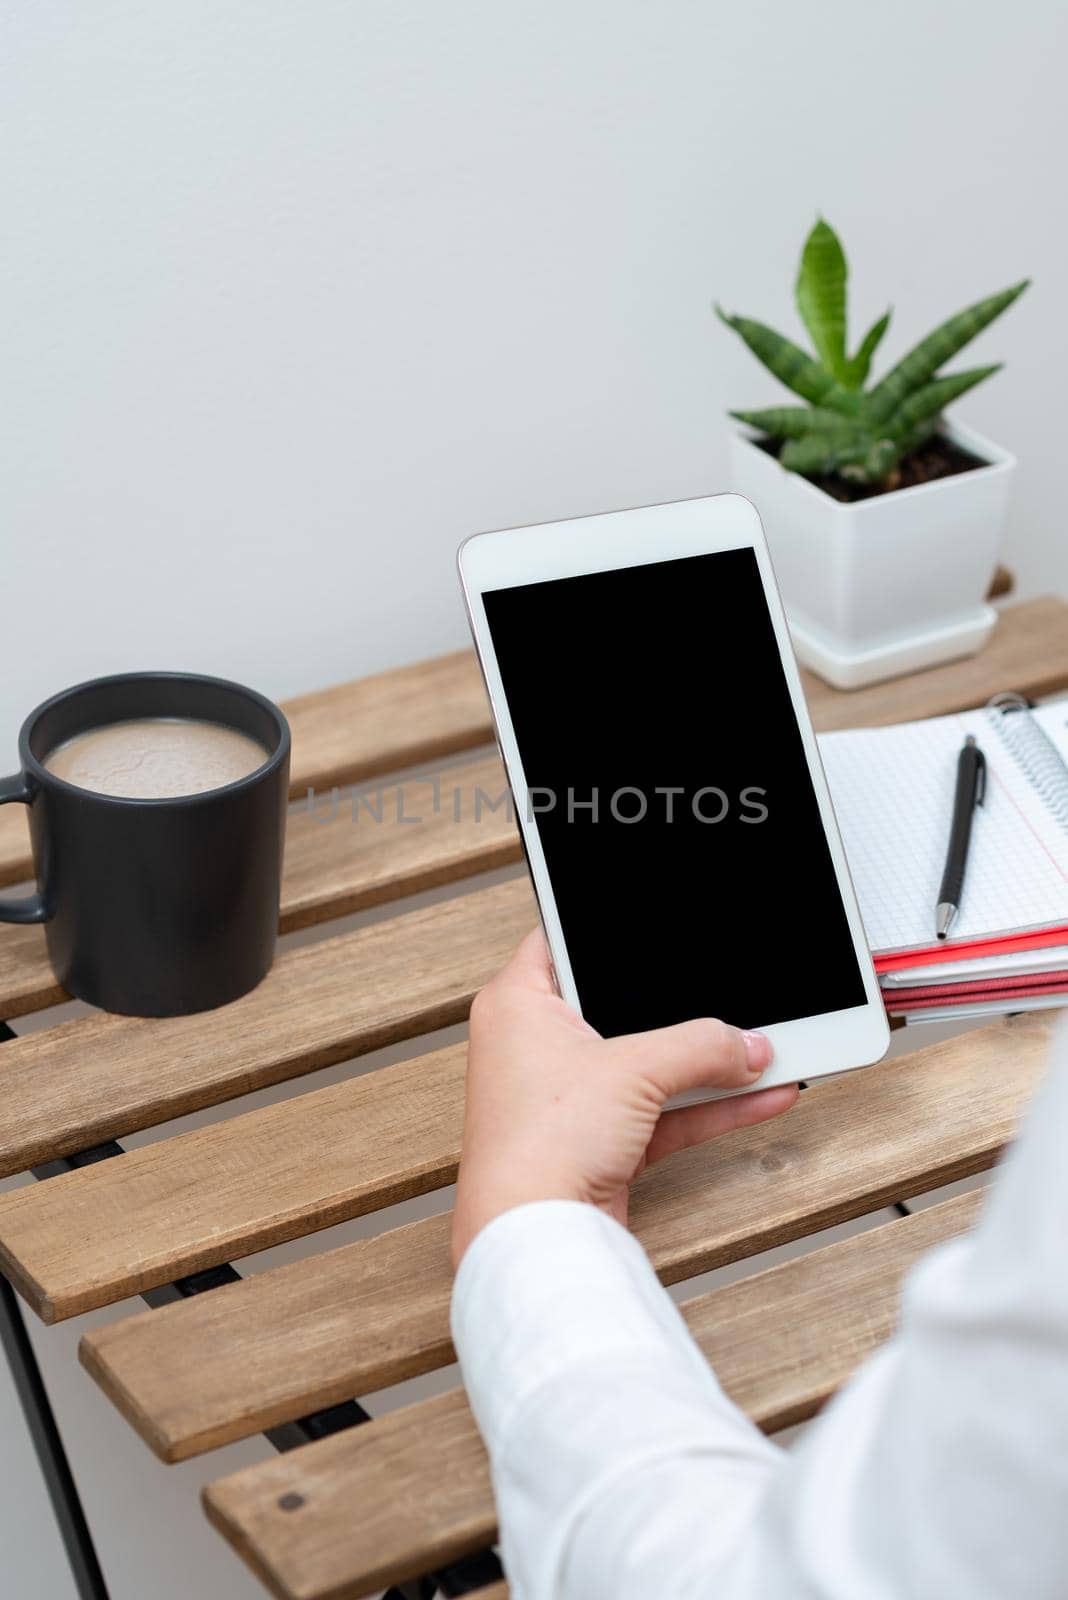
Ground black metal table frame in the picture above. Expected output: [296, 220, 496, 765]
[0, 1020, 502, 1600]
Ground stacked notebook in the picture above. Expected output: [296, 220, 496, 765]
[819, 696, 1068, 1022]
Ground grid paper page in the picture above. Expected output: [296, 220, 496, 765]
[818, 710, 1068, 954]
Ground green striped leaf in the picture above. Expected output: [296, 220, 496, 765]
[779, 432, 869, 475]
[845, 309, 891, 388]
[795, 220, 849, 384]
[729, 405, 860, 439]
[861, 438, 900, 481]
[887, 365, 1001, 440]
[716, 307, 859, 412]
[867, 281, 1028, 422]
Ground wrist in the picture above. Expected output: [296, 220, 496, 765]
[452, 1162, 588, 1266]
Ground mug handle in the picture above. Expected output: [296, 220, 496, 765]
[0, 773, 48, 923]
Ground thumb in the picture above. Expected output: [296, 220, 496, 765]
[486, 927, 556, 998]
[609, 1017, 772, 1101]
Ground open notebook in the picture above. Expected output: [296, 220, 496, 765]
[818, 699, 1068, 961]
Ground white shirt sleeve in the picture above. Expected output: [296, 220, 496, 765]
[451, 1030, 1068, 1600]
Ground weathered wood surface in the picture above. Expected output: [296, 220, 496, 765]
[75, 1011, 1051, 1459]
[0, 878, 534, 1182]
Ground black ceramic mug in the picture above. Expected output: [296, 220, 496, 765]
[0, 672, 290, 1016]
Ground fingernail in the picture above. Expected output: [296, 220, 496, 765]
[742, 1030, 772, 1074]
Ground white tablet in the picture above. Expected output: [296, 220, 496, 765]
[458, 493, 889, 1095]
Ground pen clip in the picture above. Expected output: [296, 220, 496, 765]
[974, 747, 987, 807]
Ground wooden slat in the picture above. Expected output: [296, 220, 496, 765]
[202, 1191, 984, 1600]
[0, 806, 36, 891]
[988, 562, 1014, 599]
[0, 1045, 466, 1320]
[0, 927, 67, 1017]
[78, 1011, 1050, 1461]
[0, 750, 516, 1019]
[279, 754, 514, 931]
[0, 877, 534, 1183]
[5, 595, 1067, 1021]
[0, 649, 493, 891]
[282, 651, 491, 794]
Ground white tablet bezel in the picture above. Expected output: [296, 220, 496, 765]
[458, 492, 889, 1093]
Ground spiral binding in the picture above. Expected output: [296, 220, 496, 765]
[985, 692, 1068, 833]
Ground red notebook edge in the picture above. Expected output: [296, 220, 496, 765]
[874, 923, 1068, 975]
[888, 977, 1068, 1012]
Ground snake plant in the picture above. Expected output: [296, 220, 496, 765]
[718, 220, 1028, 488]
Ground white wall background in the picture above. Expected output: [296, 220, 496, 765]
[5, 0, 1067, 756]
[3, 1, 1067, 1595]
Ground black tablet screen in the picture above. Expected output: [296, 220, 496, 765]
[482, 546, 867, 1035]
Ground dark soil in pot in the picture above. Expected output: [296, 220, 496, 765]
[758, 435, 988, 503]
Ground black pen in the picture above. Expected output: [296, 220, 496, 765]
[936, 735, 987, 940]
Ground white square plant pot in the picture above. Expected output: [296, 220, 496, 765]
[730, 417, 1016, 689]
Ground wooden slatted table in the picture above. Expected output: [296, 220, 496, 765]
[0, 593, 1065, 1600]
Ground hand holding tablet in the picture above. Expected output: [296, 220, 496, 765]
[451, 927, 799, 1264]
[458, 492, 889, 1098]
